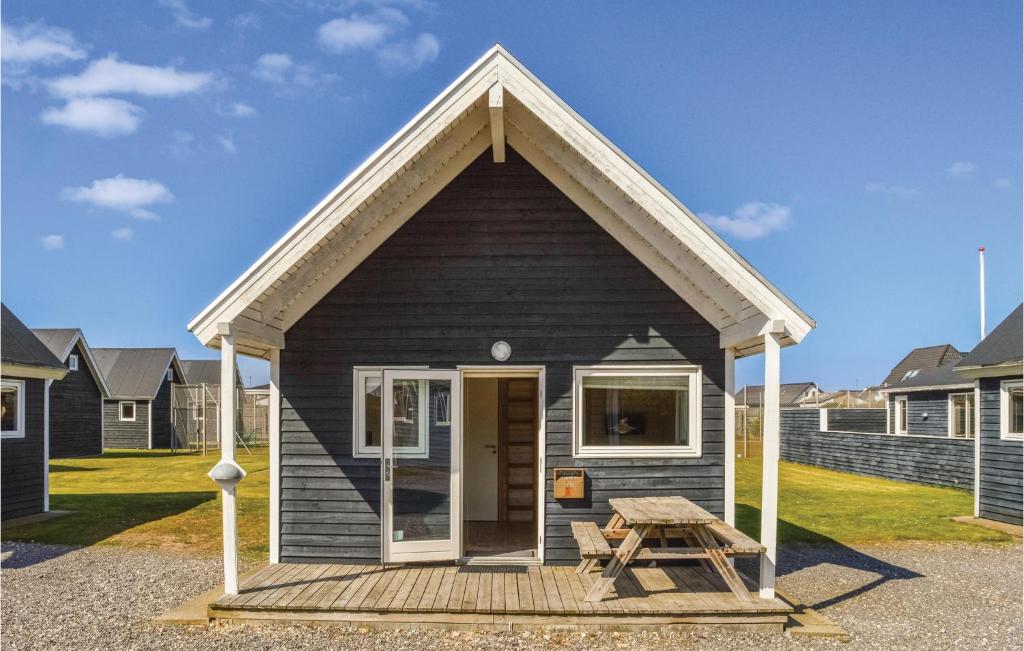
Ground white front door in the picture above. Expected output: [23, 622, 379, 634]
[382, 369, 461, 563]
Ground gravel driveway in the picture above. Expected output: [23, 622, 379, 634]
[2, 541, 1020, 650]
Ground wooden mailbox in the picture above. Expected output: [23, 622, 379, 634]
[553, 468, 585, 499]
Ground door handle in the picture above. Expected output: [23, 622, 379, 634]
[384, 457, 391, 481]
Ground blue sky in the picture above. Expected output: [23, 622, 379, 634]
[2, 0, 1021, 388]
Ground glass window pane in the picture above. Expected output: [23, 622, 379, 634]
[392, 378, 450, 543]
[582, 375, 689, 447]
[364, 376, 382, 448]
[1010, 387, 1023, 435]
[392, 379, 421, 449]
[1, 386, 17, 431]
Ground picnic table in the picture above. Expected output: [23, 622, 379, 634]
[574, 496, 763, 603]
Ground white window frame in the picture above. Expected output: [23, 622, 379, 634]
[894, 396, 908, 434]
[573, 364, 702, 459]
[352, 366, 430, 459]
[1000, 379, 1024, 441]
[68, 354, 79, 371]
[1, 379, 26, 439]
[947, 392, 975, 439]
[166, 368, 174, 382]
[119, 400, 137, 422]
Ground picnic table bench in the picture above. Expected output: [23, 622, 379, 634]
[570, 496, 765, 603]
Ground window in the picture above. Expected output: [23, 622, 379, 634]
[949, 393, 975, 439]
[901, 369, 920, 381]
[353, 367, 430, 459]
[573, 365, 701, 458]
[68, 354, 79, 371]
[1, 380, 25, 439]
[1001, 380, 1024, 441]
[895, 396, 908, 434]
[166, 368, 174, 382]
[119, 400, 136, 422]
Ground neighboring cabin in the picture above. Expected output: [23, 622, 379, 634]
[955, 304, 1024, 525]
[93, 348, 185, 449]
[879, 362, 976, 438]
[735, 382, 819, 409]
[32, 328, 111, 458]
[181, 359, 243, 387]
[1, 304, 68, 520]
[187, 45, 815, 578]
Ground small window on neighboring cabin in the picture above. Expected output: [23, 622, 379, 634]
[167, 368, 174, 382]
[119, 401, 136, 422]
[895, 396, 908, 434]
[1, 380, 25, 439]
[901, 369, 920, 381]
[68, 354, 79, 371]
[1001, 380, 1024, 441]
[574, 366, 702, 458]
[949, 393, 975, 439]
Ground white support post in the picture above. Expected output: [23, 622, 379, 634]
[724, 347, 736, 527]
[759, 332, 782, 600]
[269, 348, 282, 564]
[974, 380, 981, 517]
[44, 379, 52, 513]
[819, 408, 828, 432]
[220, 332, 240, 594]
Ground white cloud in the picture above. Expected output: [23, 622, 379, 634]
[232, 12, 261, 31]
[217, 101, 257, 117]
[700, 201, 792, 240]
[376, 32, 439, 71]
[48, 54, 212, 98]
[947, 161, 976, 179]
[40, 97, 143, 136]
[316, 8, 408, 53]
[165, 129, 196, 157]
[158, 0, 213, 30]
[62, 175, 173, 220]
[865, 182, 920, 199]
[252, 53, 295, 84]
[217, 132, 237, 154]
[40, 234, 64, 250]
[992, 177, 1012, 190]
[111, 227, 134, 241]
[1, 22, 86, 65]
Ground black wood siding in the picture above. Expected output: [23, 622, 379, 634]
[781, 409, 973, 489]
[49, 342, 103, 458]
[102, 399, 150, 448]
[1, 378, 46, 519]
[279, 150, 725, 564]
[826, 408, 886, 433]
[150, 365, 182, 449]
[888, 391, 955, 436]
[978, 377, 1023, 524]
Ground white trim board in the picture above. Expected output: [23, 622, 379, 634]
[187, 45, 813, 359]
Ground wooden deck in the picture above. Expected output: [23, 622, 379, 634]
[209, 563, 791, 630]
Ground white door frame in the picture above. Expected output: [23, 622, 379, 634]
[458, 365, 546, 563]
[382, 369, 462, 563]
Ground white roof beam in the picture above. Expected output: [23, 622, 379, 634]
[489, 83, 505, 163]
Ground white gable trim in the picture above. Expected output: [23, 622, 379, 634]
[58, 330, 113, 398]
[188, 45, 813, 357]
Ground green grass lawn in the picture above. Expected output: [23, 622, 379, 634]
[1, 450, 1011, 559]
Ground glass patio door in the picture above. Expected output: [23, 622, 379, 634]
[382, 369, 461, 562]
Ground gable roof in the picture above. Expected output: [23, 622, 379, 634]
[0, 304, 67, 380]
[736, 382, 818, 407]
[879, 363, 971, 393]
[880, 344, 961, 387]
[956, 304, 1023, 378]
[32, 328, 112, 397]
[92, 348, 182, 400]
[187, 45, 813, 360]
[181, 359, 242, 386]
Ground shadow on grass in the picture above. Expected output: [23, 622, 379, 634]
[99, 450, 196, 459]
[1, 491, 217, 568]
[734, 503, 923, 611]
[49, 464, 101, 473]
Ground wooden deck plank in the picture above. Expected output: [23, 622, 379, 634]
[491, 572, 506, 613]
[430, 567, 458, 612]
[477, 573, 493, 613]
[527, 567, 548, 613]
[248, 563, 312, 609]
[416, 567, 444, 612]
[366, 568, 406, 611]
[342, 567, 389, 611]
[515, 572, 533, 614]
[388, 568, 423, 611]
[538, 566, 563, 611]
[445, 569, 469, 612]
[403, 567, 433, 612]
[549, 567, 580, 614]
[302, 565, 356, 609]
[323, 565, 372, 610]
[222, 564, 288, 608]
[459, 572, 481, 612]
[277, 564, 332, 608]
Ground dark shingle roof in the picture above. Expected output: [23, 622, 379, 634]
[180, 359, 241, 386]
[880, 344, 961, 387]
[957, 304, 1023, 369]
[31, 328, 80, 361]
[93, 348, 178, 399]
[1, 304, 66, 371]
[736, 382, 817, 407]
[880, 362, 972, 392]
